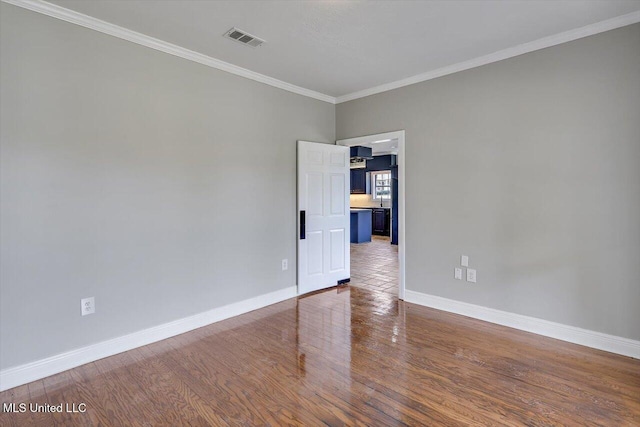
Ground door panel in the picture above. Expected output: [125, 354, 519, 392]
[306, 173, 323, 216]
[330, 174, 346, 215]
[329, 229, 345, 272]
[330, 151, 347, 166]
[298, 141, 350, 295]
[306, 231, 323, 275]
[307, 149, 323, 165]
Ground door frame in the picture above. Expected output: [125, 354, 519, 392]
[336, 130, 406, 300]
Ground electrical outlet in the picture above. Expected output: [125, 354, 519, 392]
[461, 255, 469, 267]
[454, 268, 463, 280]
[81, 297, 95, 316]
[466, 269, 477, 283]
[281, 259, 288, 271]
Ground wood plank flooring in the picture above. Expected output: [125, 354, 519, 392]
[1, 286, 639, 426]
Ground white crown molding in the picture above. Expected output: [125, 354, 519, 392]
[4, 0, 639, 105]
[404, 290, 640, 359]
[1, 0, 336, 104]
[0, 286, 297, 392]
[336, 10, 640, 104]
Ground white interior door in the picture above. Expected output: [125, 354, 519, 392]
[297, 141, 350, 295]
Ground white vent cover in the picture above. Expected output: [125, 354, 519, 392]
[224, 27, 265, 48]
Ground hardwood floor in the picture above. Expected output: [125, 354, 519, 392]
[350, 236, 398, 295]
[1, 286, 639, 426]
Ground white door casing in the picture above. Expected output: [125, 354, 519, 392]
[297, 141, 350, 295]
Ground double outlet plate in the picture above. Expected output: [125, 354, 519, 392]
[81, 297, 95, 316]
[455, 255, 476, 283]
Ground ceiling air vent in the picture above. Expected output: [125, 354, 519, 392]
[224, 27, 265, 48]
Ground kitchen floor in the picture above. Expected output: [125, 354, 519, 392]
[350, 236, 398, 295]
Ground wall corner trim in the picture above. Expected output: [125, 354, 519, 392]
[0, 286, 297, 392]
[1, 0, 336, 104]
[404, 290, 640, 359]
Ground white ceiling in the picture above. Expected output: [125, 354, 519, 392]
[369, 139, 398, 156]
[46, 0, 640, 100]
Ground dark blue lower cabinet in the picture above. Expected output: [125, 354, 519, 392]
[350, 210, 372, 243]
[372, 208, 390, 236]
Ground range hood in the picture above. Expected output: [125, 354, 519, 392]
[350, 146, 373, 160]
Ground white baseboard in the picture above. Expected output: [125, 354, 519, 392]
[0, 286, 297, 392]
[404, 290, 640, 359]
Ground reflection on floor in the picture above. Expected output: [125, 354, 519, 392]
[3, 286, 639, 425]
[350, 235, 398, 295]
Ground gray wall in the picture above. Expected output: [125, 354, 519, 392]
[337, 24, 640, 340]
[0, 3, 334, 369]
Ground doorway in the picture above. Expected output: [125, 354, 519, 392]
[337, 131, 406, 300]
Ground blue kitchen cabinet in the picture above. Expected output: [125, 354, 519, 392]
[350, 169, 366, 194]
[372, 208, 390, 236]
[350, 209, 372, 243]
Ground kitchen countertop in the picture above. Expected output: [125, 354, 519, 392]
[351, 206, 391, 210]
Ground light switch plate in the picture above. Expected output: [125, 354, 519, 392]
[461, 255, 469, 267]
[454, 268, 463, 280]
[466, 269, 477, 283]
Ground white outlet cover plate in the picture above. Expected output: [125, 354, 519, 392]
[461, 255, 469, 267]
[454, 268, 463, 280]
[466, 268, 477, 283]
[81, 297, 95, 316]
[282, 259, 288, 271]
